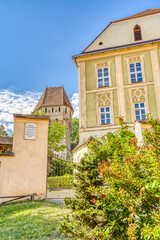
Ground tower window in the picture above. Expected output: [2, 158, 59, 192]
[65, 108, 67, 113]
[59, 107, 60, 112]
[52, 107, 54, 113]
[134, 25, 142, 41]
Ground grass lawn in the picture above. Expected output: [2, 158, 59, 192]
[0, 200, 70, 240]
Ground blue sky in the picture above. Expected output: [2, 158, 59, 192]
[0, 0, 159, 133]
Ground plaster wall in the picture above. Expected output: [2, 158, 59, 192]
[0, 116, 48, 198]
[73, 145, 89, 164]
[85, 13, 160, 52]
[85, 57, 116, 91]
[79, 124, 134, 143]
[122, 50, 154, 85]
[147, 84, 158, 118]
[86, 93, 96, 128]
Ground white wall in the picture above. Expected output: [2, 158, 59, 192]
[85, 13, 160, 52]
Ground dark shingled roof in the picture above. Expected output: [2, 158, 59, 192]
[34, 86, 73, 111]
[112, 8, 160, 23]
[0, 136, 13, 145]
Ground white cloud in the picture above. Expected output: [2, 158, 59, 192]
[71, 93, 79, 118]
[0, 89, 79, 135]
[0, 89, 42, 135]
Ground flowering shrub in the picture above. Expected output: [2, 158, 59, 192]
[60, 118, 160, 240]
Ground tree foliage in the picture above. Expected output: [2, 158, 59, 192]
[31, 109, 45, 115]
[60, 118, 160, 240]
[0, 124, 8, 136]
[70, 117, 79, 142]
[48, 120, 66, 157]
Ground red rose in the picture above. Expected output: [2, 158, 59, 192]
[99, 166, 103, 169]
[101, 193, 106, 197]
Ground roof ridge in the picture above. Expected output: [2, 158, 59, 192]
[81, 8, 160, 53]
[150, 7, 160, 9]
[62, 86, 65, 106]
[112, 8, 160, 23]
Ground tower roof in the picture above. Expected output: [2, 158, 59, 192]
[34, 86, 73, 111]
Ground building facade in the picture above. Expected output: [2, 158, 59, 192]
[34, 86, 73, 159]
[0, 114, 49, 200]
[73, 8, 160, 143]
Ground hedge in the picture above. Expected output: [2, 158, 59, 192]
[47, 174, 73, 188]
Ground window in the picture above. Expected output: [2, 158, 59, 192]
[59, 107, 60, 112]
[134, 25, 142, 41]
[129, 62, 143, 83]
[97, 67, 110, 88]
[52, 107, 54, 113]
[100, 107, 111, 124]
[45, 108, 47, 113]
[134, 103, 146, 120]
[65, 108, 67, 113]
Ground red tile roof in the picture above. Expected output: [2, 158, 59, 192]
[34, 86, 73, 111]
[112, 8, 160, 23]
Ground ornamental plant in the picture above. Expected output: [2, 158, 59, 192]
[60, 118, 160, 240]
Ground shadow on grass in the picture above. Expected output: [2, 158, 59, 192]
[0, 200, 70, 240]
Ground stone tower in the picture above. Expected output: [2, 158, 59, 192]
[34, 86, 73, 159]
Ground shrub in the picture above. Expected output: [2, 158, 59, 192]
[59, 118, 160, 240]
[47, 175, 73, 188]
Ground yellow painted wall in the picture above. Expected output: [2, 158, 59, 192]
[124, 88, 132, 122]
[86, 93, 96, 127]
[0, 116, 49, 199]
[113, 89, 119, 124]
[122, 51, 154, 85]
[85, 57, 116, 91]
[147, 84, 158, 118]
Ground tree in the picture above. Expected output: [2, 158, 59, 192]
[31, 109, 45, 115]
[0, 124, 8, 136]
[60, 118, 160, 240]
[48, 121, 66, 176]
[70, 117, 79, 142]
[48, 120, 66, 157]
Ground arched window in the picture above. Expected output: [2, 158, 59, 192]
[134, 25, 142, 41]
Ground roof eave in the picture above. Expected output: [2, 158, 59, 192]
[72, 38, 160, 60]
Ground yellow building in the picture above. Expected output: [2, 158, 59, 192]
[73, 8, 160, 143]
[0, 114, 49, 200]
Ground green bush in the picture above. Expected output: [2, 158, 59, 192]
[47, 175, 73, 188]
[59, 117, 160, 240]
